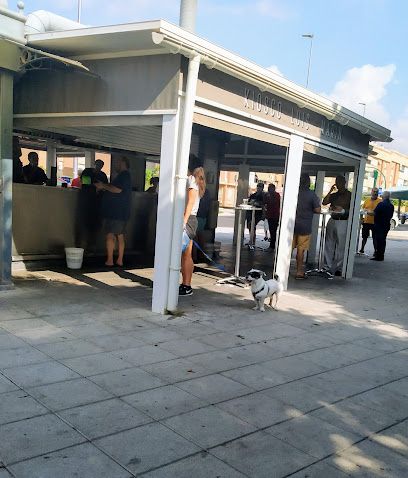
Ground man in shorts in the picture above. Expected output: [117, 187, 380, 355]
[95, 157, 132, 267]
[292, 174, 321, 279]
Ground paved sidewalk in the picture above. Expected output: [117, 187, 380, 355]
[0, 228, 407, 477]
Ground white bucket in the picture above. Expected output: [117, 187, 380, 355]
[65, 247, 84, 270]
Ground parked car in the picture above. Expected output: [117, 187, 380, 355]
[390, 212, 400, 230]
[360, 210, 400, 230]
[400, 212, 407, 224]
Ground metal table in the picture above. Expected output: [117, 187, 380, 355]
[217, 204, 263, 286]
[305, 210, 333, 279]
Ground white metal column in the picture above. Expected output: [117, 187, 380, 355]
[46, 141, 56, 178]
[152, 113, 180, 314]
[85, 151, 95, 168]
[233, 162, 250, 245]
[166, 54, 201, 312]
[275, 134, 304, 289]
[308, 170, 325, 265]
[0, 71, 13, 288]
[343, 156, 366, 279]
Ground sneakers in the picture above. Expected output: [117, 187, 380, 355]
[179, 284, 193, 296]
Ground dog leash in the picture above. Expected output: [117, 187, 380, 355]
[192, 240, 226, 272]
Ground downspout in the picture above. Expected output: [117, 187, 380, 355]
[166, 54, 201, 312]
[25, 10, 85, 35]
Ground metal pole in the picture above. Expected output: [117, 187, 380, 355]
[77, 0, 82, 23]
[302, 34, 314, 88]
[234, 209, 243, 277]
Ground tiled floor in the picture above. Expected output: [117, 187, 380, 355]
[1, 226, 407, 477]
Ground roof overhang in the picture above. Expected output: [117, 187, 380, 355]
[25, 19, 392, 143]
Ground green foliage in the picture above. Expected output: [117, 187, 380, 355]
[145, 165, 160, 191]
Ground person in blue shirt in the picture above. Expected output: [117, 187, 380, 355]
[371, 191, 394, 262]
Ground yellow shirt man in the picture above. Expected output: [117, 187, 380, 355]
[362, 197, 381, 224]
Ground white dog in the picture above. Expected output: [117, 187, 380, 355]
[245, 269, 283, 312]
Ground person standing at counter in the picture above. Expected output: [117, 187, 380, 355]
[359, 187, 381, 254]
[322, 175, 351, 276]
[95, 157, 132, 267]
[264, 183, 280, 250]
[23, 152, 48, 185]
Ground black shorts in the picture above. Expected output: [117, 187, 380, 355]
[103, 219, 127, 235]
[362, 223, 374, 239]
[185, 215, 198, 239]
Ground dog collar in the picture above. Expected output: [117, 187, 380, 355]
[252, 285, 265, 297]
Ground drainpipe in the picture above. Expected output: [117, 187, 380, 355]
[179, 0, 197, 32]
[167, 54, 201, 312]
[25, 10, 84, 35]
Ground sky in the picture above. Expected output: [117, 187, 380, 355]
[21, 0, 408, 154]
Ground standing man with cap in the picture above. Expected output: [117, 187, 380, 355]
[323, 175, 351, 276]
[371, 191, 394, 261]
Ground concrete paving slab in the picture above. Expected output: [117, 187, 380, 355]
[88, 366, 166, 396]
[28, 378, 113, 410]
[370, 420, 408, 459]
[262, 355, 329, 380]
[3, 361, 80, 388]
[0, 318, 52, 332]
[262, 378, 340, 412]
[346, 387, 408, 422]
[352, 336, 408, 353]
[0, 347, 50, 369]
[63, 323, 122, 338]
[0, 414, 86, 465]
[0, 374, 19, 394]
[157, 338, 217, 357]
[112, 345, 177, 366]
[9, 443, 131, 478]
[0, 390, 48, 425]
[177, 374, 253, 403]
[289, 460, 351, 477]
[380, 377, 408, 398]
[0, 334, 31, 350]
[221, 363, 289, 390]
[211, 430, 315, 478]
[36, 339, 105, 360]
[331, 438, 408, 477]
[142, 452, 246, 477]
[299, 343, 385, 369]
[0, 469, 13, 478]
[61, 352, 132, 376]
[130, 327, 185, 344]
[122, 384, 206, 420]
[310, 397, 398, 437]
[163, 405, 256, 448]
[188, 349, 259, 373]
[195, 331, 253, 348]
[141, 357, 211, 383]
[233, 323, 304, 342]
[95, 422, 199, 475]
[59, 398, 152, 439]
[84, 333, 146, 351]
[0, 307, 34, 321]
[266, 414, 361, 459]
[217, 390, 303, 428]
[12, 326, 76, 345]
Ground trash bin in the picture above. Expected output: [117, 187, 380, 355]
[65, 247, 84, 269]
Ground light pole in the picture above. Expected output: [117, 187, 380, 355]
[302, 34, 314, 88]
[358, 102, 366, 117]
[77, 0, 82, 23]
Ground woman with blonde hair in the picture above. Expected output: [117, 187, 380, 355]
[179, 154, 206, 296]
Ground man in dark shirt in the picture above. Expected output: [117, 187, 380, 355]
[23, 152, 48, 185]
[371, 191, 394, 261]
[95, 157, 132, 267]
[264, 183, 281, 250]
[293, 174, 321, 279]
[322, 175, 352, 276]
[246, 182, 266, 246]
